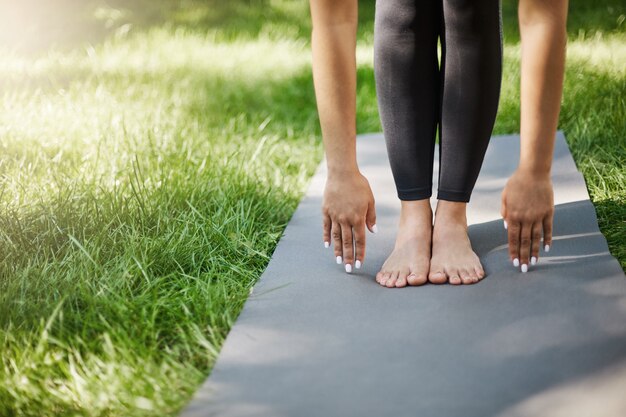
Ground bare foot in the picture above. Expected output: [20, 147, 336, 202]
[429, 201, 485, 285]
[376, 199, 432, 288]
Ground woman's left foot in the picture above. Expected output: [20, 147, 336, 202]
[429, 201, 485, 285]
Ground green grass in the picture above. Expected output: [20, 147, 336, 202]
[0, 0, 624, 415]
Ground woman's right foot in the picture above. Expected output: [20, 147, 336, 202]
[376, 199, 432, 288]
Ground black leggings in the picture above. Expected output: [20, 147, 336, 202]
[373, 0, 503, 202]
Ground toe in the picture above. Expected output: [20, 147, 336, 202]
[407, 272, 427, 286]
[386, 271, 399, 288]
[461, 269, 473, 285]
[428, 261, 447, 283]
[474, 265, 485, 280]
[448, 270, 461, 285]
[379, 272, 390, 286]
[428, 269, 447, 285]
[409, 262, 429, 286]
[396, 272, 408, 288]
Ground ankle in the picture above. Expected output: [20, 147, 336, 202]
[434, 200, 467, 226]
[399, 199, 433, 223]
[400, 198, 432, 213]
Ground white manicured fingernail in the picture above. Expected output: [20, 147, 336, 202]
[544, 244, 550, 252]
[503, 220, 508, 230]
[372, 224, 378, 234]
[336, 256, 342, 264]
[531, 256, 537, 265]
[324, 241, 330, 248]
[355, 260, 362, 269]
[521, 264, 528, 273]
[345, 263, 352, 273]
[513, 258, 520, 267]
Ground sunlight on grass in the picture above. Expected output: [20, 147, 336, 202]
[1, 7, 322, 414]
[0, 33, 311, 82]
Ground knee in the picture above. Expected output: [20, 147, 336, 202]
[375, 0, 417, 38]
[444, 0, 500, 38]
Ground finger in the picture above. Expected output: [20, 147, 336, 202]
[353, 221, 366, 269]
[519, 222, 532, 272]
[322, 214, 331, 248]
[531, 222, 542, 265]
[500, 189, 507, 219]
[341, 222, 354, 271]
[507, 220, 521, 265]
[331, 221, 342, 263]
[366, 198, 377, 233]
[543, 215, 553, 252]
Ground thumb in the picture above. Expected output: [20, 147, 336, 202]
[366, 198, 377, 233]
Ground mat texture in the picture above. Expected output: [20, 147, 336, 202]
[181, 132, 626, 417]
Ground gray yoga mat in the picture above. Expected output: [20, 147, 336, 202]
[181, 132, 626, 417]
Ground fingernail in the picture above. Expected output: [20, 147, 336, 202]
[355, 260, 362, 269]
[531, 256, 537, 265]
[324, 241, 330, 248]
[503, 220, 508, 230]
[513, 258, 520, 267]
[336, 256, 342, 264]
[544, 244, 550, 252]
[345, 263, 352, 273]
[372, 224, 378, 234]
[521, 264, 528, 273]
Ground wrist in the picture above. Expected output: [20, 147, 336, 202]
[327, 158, 359, 177]
[327, 166, 360, 180]
[516, 163, 551, 179]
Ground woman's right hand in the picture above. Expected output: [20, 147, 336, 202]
[322, 170, 377, 273]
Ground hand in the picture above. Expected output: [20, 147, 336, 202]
[322, 170, 377, 272]
[501, 168, 554, 272]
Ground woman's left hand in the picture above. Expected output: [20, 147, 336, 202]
[501, 168, 554, 272]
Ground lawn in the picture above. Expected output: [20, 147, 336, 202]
[0, 0, 624, 415]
